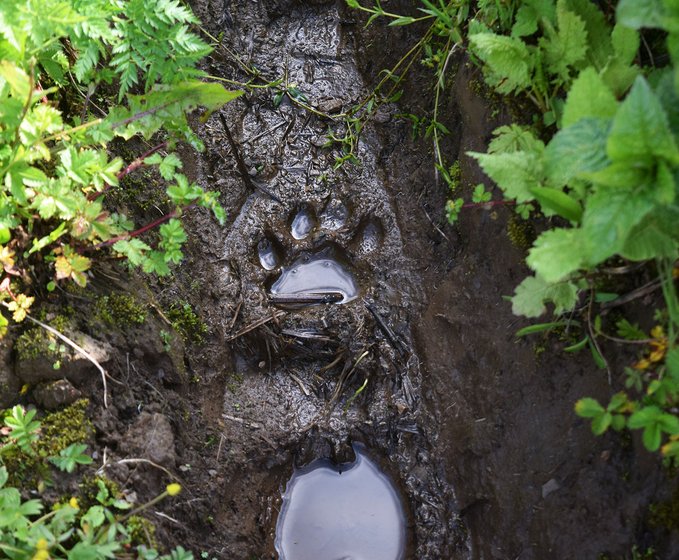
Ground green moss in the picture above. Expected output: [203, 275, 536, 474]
[447, 160, 462, 194]
[168, 301, 207, 344]
[79, 475, 122, 511]
[15, 315, 70, 361]
[1, 400, 92, 488]
[649, 485, 679, 531]
[125, 515, 158, 548]
[95, 293, 146, 328]
[36, 399, 93, 458]
[506, 216, 535, 252]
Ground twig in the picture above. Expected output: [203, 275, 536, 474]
[226, 310, 286, 341]
[365, 302, 408, 358]
[228, 299, 243, 330]
[96, 457, 179, 480]
[218, 113, 281, 202]
[4, 304, 110, 408]
[601, 278, 663, 310]
[222, 414, 262, 429]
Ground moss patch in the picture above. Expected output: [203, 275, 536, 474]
[168, 301, 207, 344]
[95, 293, 146, 328]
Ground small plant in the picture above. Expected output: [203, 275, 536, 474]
[1, 405, 40, 454]
[0, 0, 242, 336]
[49, 443, 94, 473]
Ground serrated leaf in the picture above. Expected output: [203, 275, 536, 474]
[511, 274, 579, 317]
[607, 76, 679, 164]
[529, 186, 583, 222]
[527, 228, 584, 283]
[562, 68, 618, 127]
[581, 187, 654, 265]
[468, 33, 534, 94]
[540, 2, 588, 81]
[468, 151, 543, 203]
[544, 118, 610, 186]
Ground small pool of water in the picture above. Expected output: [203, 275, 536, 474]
[275, 444, 406, 560]
[269, 250, 358, 304]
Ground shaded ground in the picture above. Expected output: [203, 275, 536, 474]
[3, 1, 679, 559]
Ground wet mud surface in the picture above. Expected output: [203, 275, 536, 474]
[8, 1, 679, 559]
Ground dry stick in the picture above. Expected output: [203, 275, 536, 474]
[218, 113, 282, 203]
[2, 304, 110, 408]
[269, 292, 343, 304]
[601, 278, 664, 311]
[97, 457, 178, 480]
[365, 302, 407, 358]
[226, 310, 286, 341]
[228, 299, 243, 331]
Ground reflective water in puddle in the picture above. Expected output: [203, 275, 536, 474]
[270, 251, 358, 303]
[291, 206, 316, 240]
[275, 444, 406, 560]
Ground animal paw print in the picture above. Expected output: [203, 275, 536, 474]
[256, 197, 383, 305]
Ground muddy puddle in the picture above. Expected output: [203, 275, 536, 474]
[275, 443, 406, 560]
[180, 0, 467, 557]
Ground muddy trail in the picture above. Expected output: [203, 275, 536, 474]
[7, 1, 679, 559]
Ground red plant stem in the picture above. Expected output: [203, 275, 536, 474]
[87, 141, 168, 201]
[461, 200, 516, 209]
[92, 203, 196, 251]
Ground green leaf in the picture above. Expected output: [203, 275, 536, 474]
[488, 125, 545, 154]
[592, 411, 612, 435]
[575, 397, 605, 418]
[512, 0, 556, 37]
[540, 2, 588, 81]
[611, 23, 640, 65]
[468, 151, 543, 203]
[468, 33, 534, 94]
[617, 0, 665, 29]
[611, 414, 627, 431]
[527, 228, 584, 282]
[589, 338, 606, 369]
[112, 239, 152, 266]
[529, 186, 583, 222]
[0, 60, 30, 99]
[620, 207, 679, 261]
[544, 118, 610, 186]
[564, 336, 588, 352]
[515, 320, 574, 337]
[607, 76, 679, 165]
[581, 187, 655, 265]
[511, 274, 580, 317]
[562, 67, 618, 127]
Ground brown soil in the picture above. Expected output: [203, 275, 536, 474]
[3, 1, 679, 560]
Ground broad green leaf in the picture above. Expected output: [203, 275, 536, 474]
[608, 392, 628, 411]
[575, 397, 605, 417]
[617, 0, 665, 29]
[583, 161, 651, 188]
[468, 151, 543, 202]
[527, 228, 584, 282]
[468, 33, 534, 94]
[581, 187, 654, 265]
[529, 186, 583, 222]
[611, 414, 627, 431]
[511, 274, 579, 317]
[607, 76, 679, 164]
[112, 239, 151, 266]
[544, 118, 610, 186]
[611, 23, 640, 65]
[620, 207, 679, 260]
[562, 68, 618, 127]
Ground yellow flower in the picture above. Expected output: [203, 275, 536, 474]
[69, 497, 79, 510]
[166, 483, 181, 496]
[634, 358, 651, 371]
[19, 384, 30, 395]
[32, 539, 49, 560]
[650, 325, 666, 340]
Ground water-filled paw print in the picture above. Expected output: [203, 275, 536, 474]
[256, 197, 383, 306]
